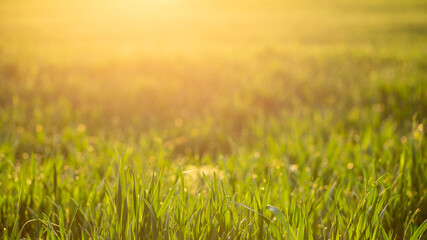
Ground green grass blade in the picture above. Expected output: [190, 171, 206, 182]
[267, 205, 297, 240]
[410, 219, 427, 240]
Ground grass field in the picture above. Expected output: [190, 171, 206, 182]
[1, 0, 427, 239]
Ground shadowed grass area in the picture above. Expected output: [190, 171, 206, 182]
[1, 0, 427, 239]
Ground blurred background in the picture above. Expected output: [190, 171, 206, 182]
[1, 0, 426, 158]
[1, 0, 427, 237]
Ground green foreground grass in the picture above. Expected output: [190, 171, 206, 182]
[1, 0, 427, 239]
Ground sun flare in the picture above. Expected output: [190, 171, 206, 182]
[1, 0, 427, 238]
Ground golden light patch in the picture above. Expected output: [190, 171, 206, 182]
[36, 124, 43, 132]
